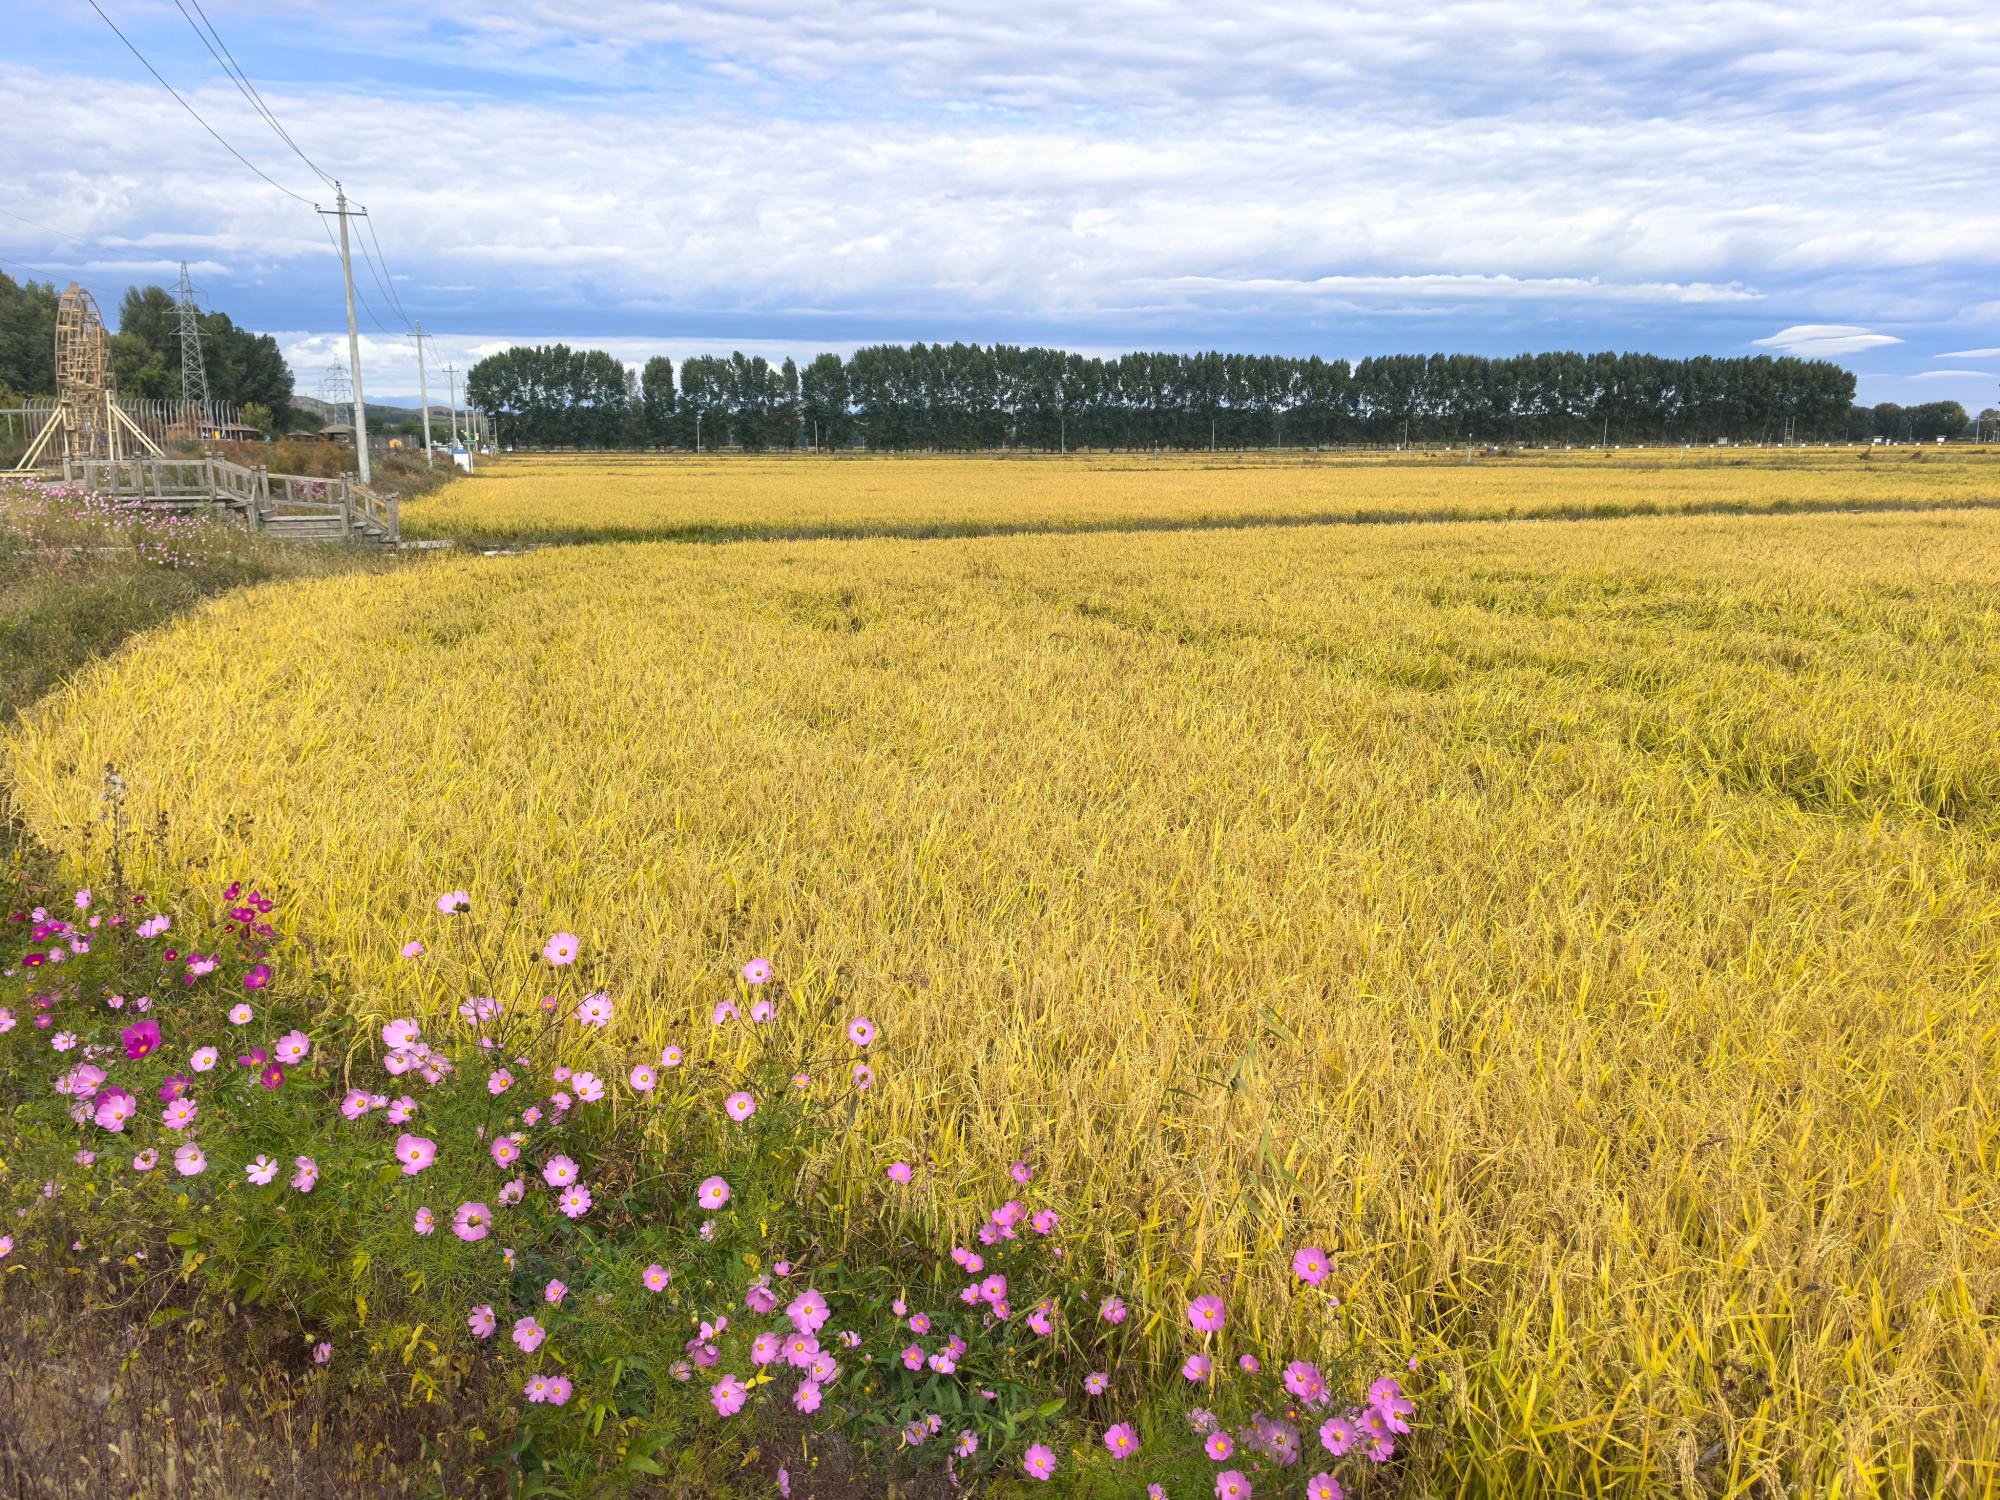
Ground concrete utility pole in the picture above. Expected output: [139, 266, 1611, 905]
[407, 323, 434, 465]
[444, 363, 470, 471]
[318, 183, 372, 484]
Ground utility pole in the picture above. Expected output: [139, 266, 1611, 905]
[174, 262, 209, 420]
[444, 363, 470, 470]
[317, 183, 372, 484]
[407, 323, 434, 465]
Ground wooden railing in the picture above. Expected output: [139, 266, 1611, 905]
[57, 455, 397, 542]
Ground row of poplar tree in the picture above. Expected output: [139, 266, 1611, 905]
[465, 342, 1868, 451]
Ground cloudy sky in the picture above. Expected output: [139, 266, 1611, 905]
[2, 0, 1996, 408]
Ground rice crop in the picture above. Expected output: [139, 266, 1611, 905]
[10, 498, 2000, 1492]
[399, 446, 2000, 545]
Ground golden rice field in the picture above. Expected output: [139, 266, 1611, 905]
[10, 462, 2000, 1495]
[401, 446, 2000, 544]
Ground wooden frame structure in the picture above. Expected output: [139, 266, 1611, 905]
[11, 283, 163, 471]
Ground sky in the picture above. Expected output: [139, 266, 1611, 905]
[1, 0, 1996, 410]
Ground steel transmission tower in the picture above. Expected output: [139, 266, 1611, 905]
[175, 262, 210, 410]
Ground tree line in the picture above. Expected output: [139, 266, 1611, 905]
[0, 273, 296, 427]
[465, 342, 1879, 450]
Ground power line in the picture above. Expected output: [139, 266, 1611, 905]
[0, 251, 72, 279]
[317, 212, 396, 336]
[361, 212, 413, 327]
[171, 0, 335, 188]
[0, 207, 94, 246]
[85, 0, 314, 205]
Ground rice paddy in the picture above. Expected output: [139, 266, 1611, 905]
[9, 458, 2000, 1494]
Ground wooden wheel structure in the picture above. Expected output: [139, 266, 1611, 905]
[11, 283, 162, 471]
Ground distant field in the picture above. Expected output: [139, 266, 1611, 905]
[12, 500, 2000, 1490]
[400, 446, 2000, 544]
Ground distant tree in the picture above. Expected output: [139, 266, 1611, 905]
[641, 356, 676, 447]
[800, 351, 851, 449]
[0, 273, 60, 395]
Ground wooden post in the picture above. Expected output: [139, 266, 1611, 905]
[341, 476, 353, 538]
[388, 491, 400, 542]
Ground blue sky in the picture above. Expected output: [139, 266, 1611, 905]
[2, 0, 1995, 409]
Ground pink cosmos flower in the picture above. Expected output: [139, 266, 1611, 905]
[787, 1288, 829, 1333]
[887, 1161, 912, 1183]
[810, 1351, 839, 1383]
[846, 1017, 875, 1047]
[1101, 1295, 1128, 1324]
[710, 1374, 747, 1417]
[1104, 1423, 1139, 1458]
[901, 1343, 924, 1370]
[313, 1342, 332, 1365]
[542, 1155, 578, 1187]
[644, 1264, 670, 1292]
[751, 1332, 781, 1365]
[711, 999, 738, 1025]
[697, 1176, 730, 1210]
[1306, 1475, 1343, 1500]
[400, 940, 424, 959]
[573, 1071, 605, 1103]
[1011, 1159, 1034, 1184]
[724, 1091, 756, 1122]
[513, 1315, 546, 1352]
[793, 1378, 821, 1413]
[660, 1044, 683, 1067]
[542, 932, 579, 966]
[491, 1134, 523, 1167]
[1031, 1209, 1058, 1235]
[1284, 1360, 1326, 1404]
[742, 957, 772, 984]
[1188, 1295, 1226, 1332]
[1239, 1354, 1261, 1373]
[1363, 1434, 1395, 1464]
[1021, 1444, 1056, 1481]
[173, 1144, 206, 1176]
[340, 1089, 373, 1121]
[1214, 1472, 1251, 1499]
[544, 1375, 571, 1407]
[852, 1062, 874, 1090]
[387, 1095, 416, 1123]
[292, 1156, 319, 1192]
[1371, 1381, 1414, 1434]
[468, 1305, 496, 1338]
[452, 1201, 492, 1241]
[487, 1069, 513, 1095]
[1318, 1415, 1355, 1456]
[629, 1063, 657, 1092]
[1027, 1303, 1055, 1336]
[273, 1030, 311, 1064]
[792, 1070, 810, 1089]
[574, 991, 614, 1027]
[0, 1236, 10, 1258]
[92, 1088, 136, 1132]
[414, 1206, 436, 1235]
[436, 890, 469, 914]
[1205, 1431, 1234, 1461]
[382, 1018, 420, 1051]
[1183, 1353, 1213, 1381]
[557, 1184, 592, 1218]
[162, 1098, 198, 1131]
[245, 1154, 278, 1184]
[1293, 1246, 1330, 1285]
[750, 999, 776, 1023]
[228, 1004, 253, 1025]
[523, 1375, 551, 1404]
[395, 1134, 438, 1175]
[133, 1148, 158, 1171]
[544, 1278, 566, 1305]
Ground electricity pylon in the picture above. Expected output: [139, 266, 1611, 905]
[175, 262, 210, 412]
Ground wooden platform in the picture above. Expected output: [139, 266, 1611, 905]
[51, 455, 399, 545]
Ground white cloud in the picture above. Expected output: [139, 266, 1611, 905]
[1935, 347, 2000, 359]
[1906, 368, 1993, 380]
[1753, 324, 1905, 356]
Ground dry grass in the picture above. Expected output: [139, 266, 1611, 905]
[400, 446, 2000, 544]
[9, 491, 2000, 1493]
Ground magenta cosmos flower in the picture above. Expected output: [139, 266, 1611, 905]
[1318, 1415, 1355, 1455]
[242, 964, 271, 991]
[542, 931, 579, 966]
[1100, 1295, 1128, 1323]
[697, 1176, 730, 1210]
[453, 1201, 492, 1241]
[1205, 1431, 1234, 1461]
[121, 1019, 161, 1060]
[1293, 1245, 1330, 1285]
[846, 1017, 875, 1047]
[1104, 1423, 1139, 1458]
[887, 1161, 912, 1184]
[395, 1134, 438, 1175]
[1215, 1472, 1251, 1500]
[1188, 1294, 1226, 1332]
[724, 1091, 756, 1122]
[1021, 1444, 1057, 1481]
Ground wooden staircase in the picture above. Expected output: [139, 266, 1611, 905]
[55, 455, 400, 545]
